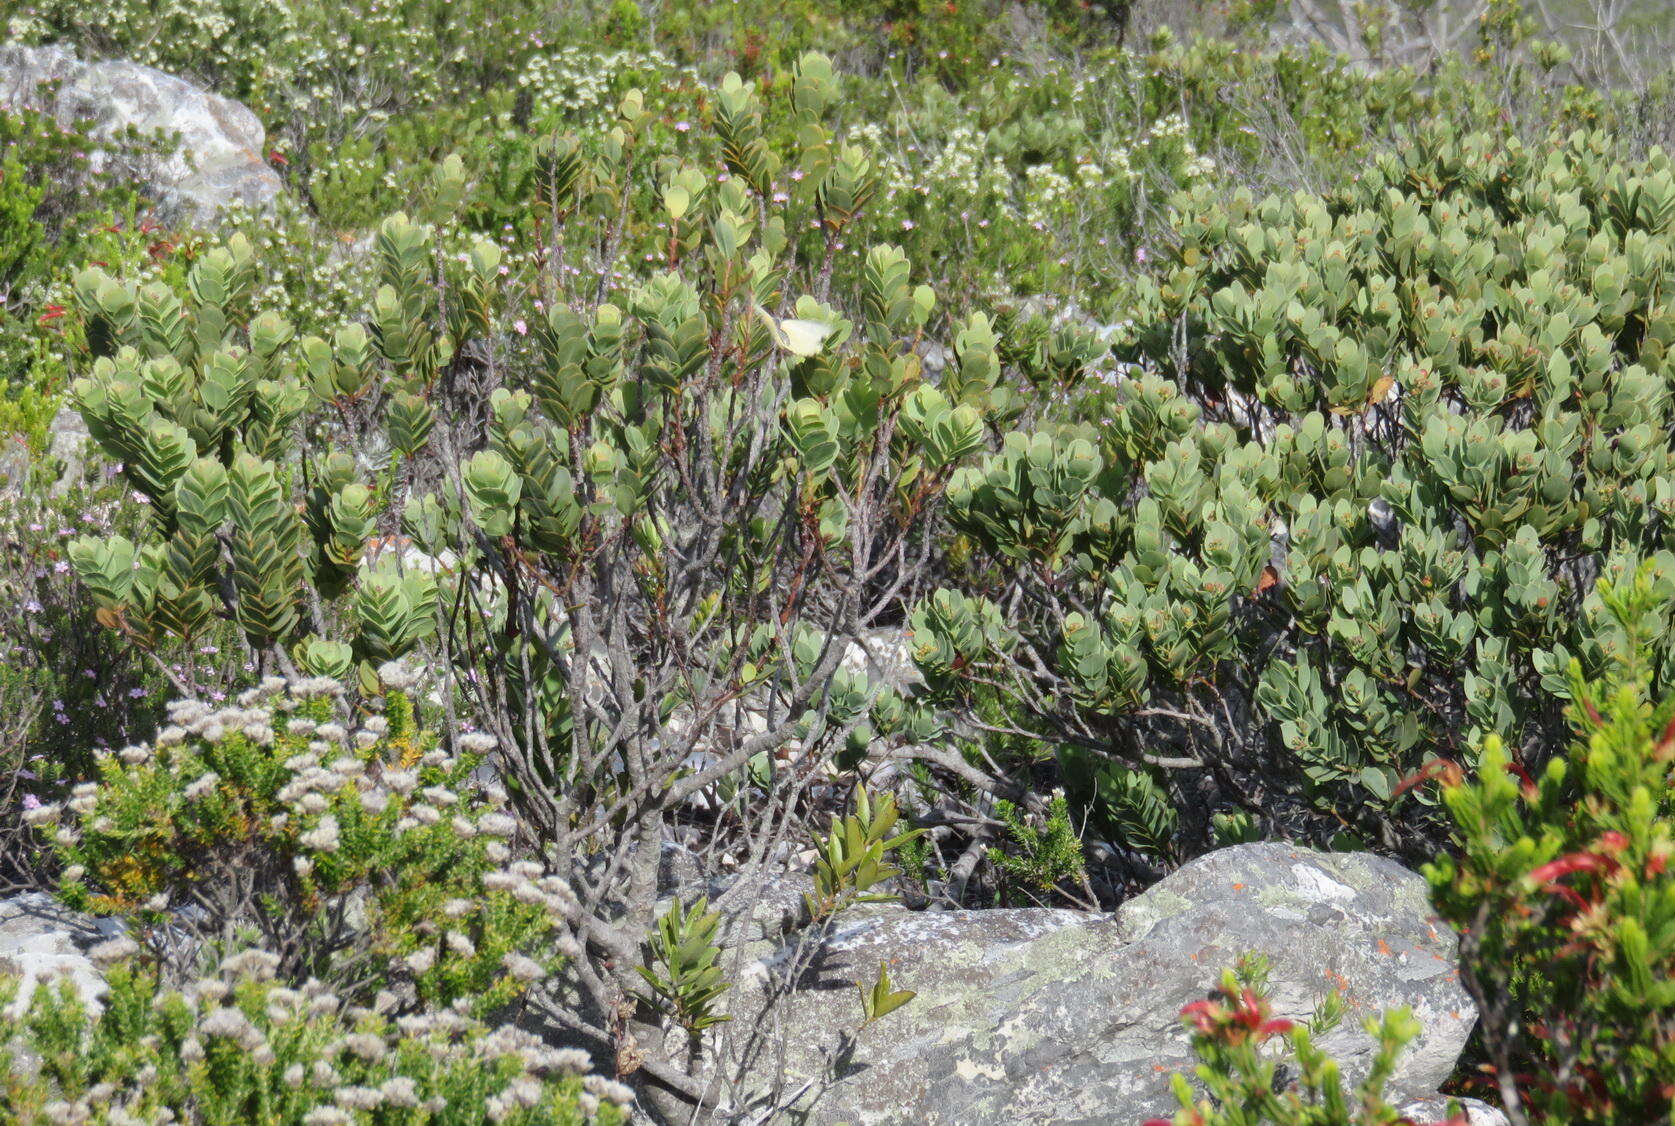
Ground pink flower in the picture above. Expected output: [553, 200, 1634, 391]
[513, 319, 528, 336]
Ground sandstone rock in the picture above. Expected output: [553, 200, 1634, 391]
[0, 893, 122, 1018]
[713, 842, 1475, 1125]
[0, 42, 282, 221]
[45, 405, 89, 497]
[0, 433, 28, 496]
[1398, 1097, 1511, 1126]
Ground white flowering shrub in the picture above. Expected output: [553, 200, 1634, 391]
[0, 948, 631, 1125]
[26, 674, 578, 1016]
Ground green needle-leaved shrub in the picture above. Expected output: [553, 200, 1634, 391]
[1144, 967, 1469, 1126]
[1426, 566, 1675, 1123]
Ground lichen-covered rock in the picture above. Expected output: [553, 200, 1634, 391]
[0, 893, 122, 1018]
[719, 842, 1475, 1125]
[0, 42, 281, 221]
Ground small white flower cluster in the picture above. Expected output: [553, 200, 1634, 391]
[1090, 146, 1138, 184]
[924, 125, 1004, 204]
[299, 814, 341, 853]
[182, 771, 220, 801]
[5, 14, 49, 40]
[1023, 163, 1075, 228]
[1182, 152, 1217, 180]
[514, 46, 686, 129]
[1145, 113, 1190, 141]
[1133, 115, 1215, 181]
[88, 935, 141, 967]
[376, 660, 422, 692]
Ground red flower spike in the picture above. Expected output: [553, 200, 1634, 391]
[1180, 999, 1222, 1035]
[1596, 831, 1629, 854]
[1654, 714, 1675, 758]
[1547, 884, 1589, 911]
[1394, 757, 1463, 798]
[1529, 852, 1611, 884]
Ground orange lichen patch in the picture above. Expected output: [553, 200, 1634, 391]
[1377, 938, 1393, 956]
[1232, 882, 1245, 891]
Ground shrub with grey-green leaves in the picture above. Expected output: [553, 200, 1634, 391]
[907, 123, 1675, 861]
[67, 211, 456, 685]
[58, 56, 1041, 1121]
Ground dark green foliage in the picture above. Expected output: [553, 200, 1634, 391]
[986, 791, 1088, 898]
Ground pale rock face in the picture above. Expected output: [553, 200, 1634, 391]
[0, 893, 123, 1018]
[46, 405, 90, 497]
[0, 42, 282, 221]
[1399, 1097, 1511, 1126]
[693, 842, 1477, 1125]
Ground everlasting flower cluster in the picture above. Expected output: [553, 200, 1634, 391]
[33, 676, 580, 1017]
[0, 946, 630, 1125]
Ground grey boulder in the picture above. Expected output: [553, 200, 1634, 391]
[0, 42, 282, 221]
[718, 842, 1475, 1125]
[0, 893, 123, 1018]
